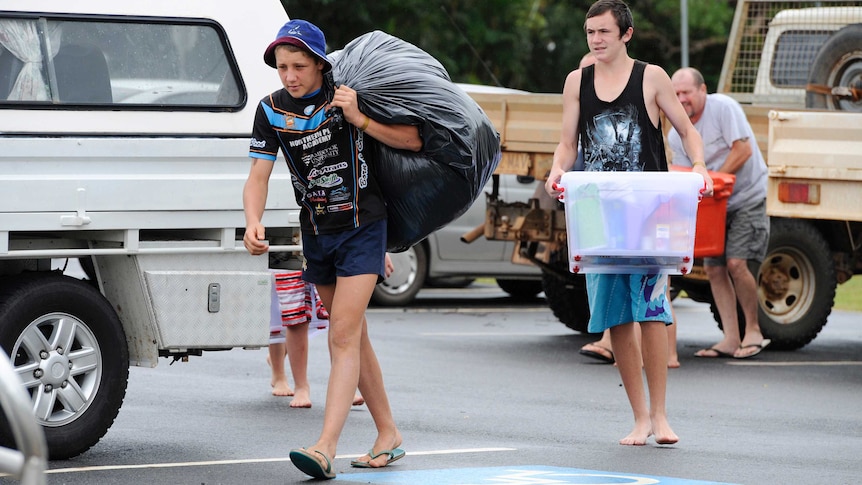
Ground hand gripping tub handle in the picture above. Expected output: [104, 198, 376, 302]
[552, 182, 565, 200]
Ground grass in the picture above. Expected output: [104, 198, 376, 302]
[484, 275, 862, 312]
[835, 276, 862, 312]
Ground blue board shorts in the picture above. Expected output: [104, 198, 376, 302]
[301, 218, 388, 286]
[585, 272, 673, 333]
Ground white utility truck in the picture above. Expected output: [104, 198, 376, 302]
[0, 0, 300, 461]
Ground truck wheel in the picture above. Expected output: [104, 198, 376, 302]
[671, 275, 713, 303]
[806, 24, 862, 112]
[541, 270, 592, 334]
[541, 264, 592, 334]
[0, 273, 129, 460]
[702, 261, 762, 339]
[709, 301, 746, 340]
[496, 279, 544, 301]
[426, 276, 474, 288]
[371, 244, 427, 306]
[755, 218, 836, 350]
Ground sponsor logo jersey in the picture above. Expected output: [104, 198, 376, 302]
[249, 88, 386, 235]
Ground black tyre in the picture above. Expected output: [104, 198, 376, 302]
[496, 278, 544, 301]
[540, 250, 592, 334]
[709, 301, 746, 340]
[0, 273, 129, 459]
[672, 275, 713, 303]
[702, 261, 760, 340]
[755, 218, 836, 350]
[806, 24, 862, 112]
[426, 276, 474, 288]
[371, 244, 427, 306]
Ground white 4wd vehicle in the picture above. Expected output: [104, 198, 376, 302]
[674, 2, 862, 349]
[0, 0, 300, 462]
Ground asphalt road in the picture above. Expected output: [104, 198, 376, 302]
[6, 282, 862, 485]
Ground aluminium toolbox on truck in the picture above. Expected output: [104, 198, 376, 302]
[0, 0, 301, 460]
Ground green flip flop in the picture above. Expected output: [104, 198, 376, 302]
[350, 447, 406, 468]
[290, 447, 335, 479]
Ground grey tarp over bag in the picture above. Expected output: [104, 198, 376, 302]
[328, 31, 501, 252]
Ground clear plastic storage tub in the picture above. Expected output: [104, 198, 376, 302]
[560, 171, 704, 274]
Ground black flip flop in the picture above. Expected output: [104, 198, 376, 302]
[694, 347, 734, 358]
[579, 344, 615, 364]
[734, 339, 771, 359]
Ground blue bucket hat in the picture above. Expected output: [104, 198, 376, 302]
[264, 19, 332, 72]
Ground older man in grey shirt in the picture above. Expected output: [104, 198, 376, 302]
[668, 67, 770, 359]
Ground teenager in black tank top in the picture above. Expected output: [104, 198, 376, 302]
[578, 60, 668, 173]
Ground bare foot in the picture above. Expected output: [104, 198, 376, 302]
[272, 379, 294, 397]
[267, 355, 295, 396]
[353, 393, 365, 406]
[668, 356, 681, 368]
[289, 388, 312, 408]
[619, 421, 651, 446]
[651, 416, 679, 445]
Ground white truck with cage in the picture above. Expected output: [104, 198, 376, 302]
[672, 1, 862, 349]
[0, 0, 301, 463]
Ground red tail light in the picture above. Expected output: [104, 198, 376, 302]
[778, 182, 820, 204]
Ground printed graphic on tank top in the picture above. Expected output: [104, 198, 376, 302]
[578, 60, 667, 174]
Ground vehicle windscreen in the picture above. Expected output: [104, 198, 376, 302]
[0, 14, 243, 109]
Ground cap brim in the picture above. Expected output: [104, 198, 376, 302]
[263, 36, 332, 72]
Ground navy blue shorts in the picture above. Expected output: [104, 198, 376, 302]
[301, 218, 387, 286]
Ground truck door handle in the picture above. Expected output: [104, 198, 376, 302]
[60, 188, 92, 226]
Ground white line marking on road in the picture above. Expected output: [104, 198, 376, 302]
[728, 361, 862, 366]
[42, 447, 516, 475]
[369, 307, 550, 314]
[421, 332, 567, 337]
[394, 447, 516, 456]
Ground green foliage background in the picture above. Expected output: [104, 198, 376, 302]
[835, 277, 862, 312]
[281, 0, 735, 93]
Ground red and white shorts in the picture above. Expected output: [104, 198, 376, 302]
[269, 270, 328, 344]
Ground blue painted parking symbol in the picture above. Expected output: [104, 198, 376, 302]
[336, 466, 738, 485]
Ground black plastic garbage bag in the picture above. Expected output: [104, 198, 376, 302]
[328, 31, 501, 252]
